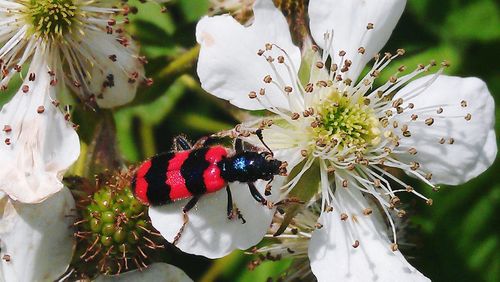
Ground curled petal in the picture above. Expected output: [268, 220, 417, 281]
[309, 0, 406, 82]
[94, 263, 192, 282]
[0, 48, 80, 203]
[0, 188, 76, 281]
[393, 75, 496, 185]
[197, 0, 301, 111]
[309, 188, 429, 282]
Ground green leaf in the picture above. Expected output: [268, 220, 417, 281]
[178, 0, 210, 22]
[442, 0, 500, 42]
[237, 259, 293, 282]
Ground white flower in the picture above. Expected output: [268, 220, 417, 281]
[0, 0, 146, 203]
[94, 263, 193, 282]
[0, 187, 76, 281]
[196, 0, 497, 280]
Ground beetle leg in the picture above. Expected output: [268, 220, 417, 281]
[226, 185, 233, 219]
[172, 195, 200, 245]
[248, 182, 267, 205]
[255, 129, 273, 156]
[173, 135, 192, 151]
[234, 138, 244, 153]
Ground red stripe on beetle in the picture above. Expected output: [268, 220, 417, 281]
[134, 160, 152, 204]
[203, 146, 228, 193]
[166, 151, 191, 200]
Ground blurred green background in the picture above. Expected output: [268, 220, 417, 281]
[78, 0, 500, 281]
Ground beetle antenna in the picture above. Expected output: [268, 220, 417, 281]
[255, 129, 273, 156]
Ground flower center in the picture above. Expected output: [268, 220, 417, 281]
[26, 0, 78, 37]
[313, 92, 381, 152]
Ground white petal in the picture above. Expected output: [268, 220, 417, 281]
[94, 263, 192, 282]
[196, 0, 301, 111]
[309, 0, 406, 81]
[393, 75, 496, 185]
[0, 48, 80, 203]
[309, 188, 429, 282]
[83, 30, 145, 108]
[150, 178, 281, 259]
[0, 188, 76, 282]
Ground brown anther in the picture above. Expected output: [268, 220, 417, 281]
[259, 88, 266, 95]
[439, 138, 446, 144]
[406, 186, 414, 192]
[257, 49, 265, 56]
[266, 56, 274, 63]
[344, 78, 352, 86]
[2, 254, 11, 262]
[310, 121, 318, 128]
[391, 243, 399, 252]
[448, 138, 455, 144]
[397, 210, 407, 217]
[317, 80, 328, 87]
[4, 138, 11, 145]
[425, 173, 433, 180]
[441, 60, 450, 67]
[410, 162, 420, 170]
[248, 91, 257, 99]
[401, 124, 408, 132]
[402, 131, 411, 137]
[437, 107, 443, 114]
[389, 76, 397, 83]
[342, 179, 348, 188]
[108, 54, 117, 62]
[326, 206, 334, 212]
[397, 48, 406, 56]
[277, 56, 285, 63]
[340, 213, 348, 221]
[398, 65, 407, 72]
[465, 113, 472, 121]
[371, 70, 380, 77]
[426, 199, 434, 206]
[28, 73, 36, 81]
[3, 125, 11, 133]
[327, 166, 335, 174]
[425, 117, 434, 126]
[37, 106, 45, 114]
[358, 47, 366, 54]
[363, 208, 373, 215]
[373, 179, 381, 187]
[52, 100, 60, 107]
[22, 85, 29, 93]
[339, 50, 346, 56]
[461, 100, 468, 107]
[331, 64, 338, 72]
[305, 83, 314, 93]
[411, 114, 418, 121]
[347, 163, 355, 171]
[265, 43, 273, 50]
[367, 23, 374, 29]
[316, 61, 324, 69]
[392, 121, 399, 128]
[284, 86, 293, 93]
[263, 75, 272, 83]
[315, 223, 323, 229]
[291, 112, 300, 120]
[352, 240, 360, 248]
[408, 148, 417, 155]
[390, 196, 400, 206]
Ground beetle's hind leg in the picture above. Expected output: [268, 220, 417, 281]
[172, 195, 200, 245]
[173, 135, 192, 151]
[226, 186, 246, 224]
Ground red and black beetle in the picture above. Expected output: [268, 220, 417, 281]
[131, 130, 287, 244]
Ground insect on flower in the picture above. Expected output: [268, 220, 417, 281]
[132, 130, 288, 244]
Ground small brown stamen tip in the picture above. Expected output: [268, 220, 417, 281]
[426, 199, 434, 206]
[299, 149, 308, 157]
[363, 208, 373, 215]
[397, 210, 406, 218]
[402, 131, 411, 137]
[37, 106, 45, 114]
[257, 49, 265, 56]
[390, 196, 401, 206]
[145, 78, 154, 86]
[2, 254, 11, 262]
[284, 86, 293, 93]
[461, 100, 468, 107]
[406, 186, 414, 192]
[315, 222, 323, 229]
[441, 60, 451, 67]
[340, 213, 348, 221]
[410, 162, 420, 170]
[465, 113, 472, 121]
[265, 43, 273, 50]
[425, 173, 433, 180]
[352, 240, 360, 248]
[448, 138, 455, 144]
[4, 138, 11, 145]
[3, 125, 11, 133]
[389, 76, 397, 83]
[342, 179, 348, 188]
[291, 112, 300, 120]
[408, 147, 417, 155]
[391, 243, 399, 252]
[398, 65, 407, 72]
[248, 91, 257, 99]
[28, 73, 36, 81]
[358, 47, 366, 54]
[425, 117, 434, 126]
[397, 49, 406, 56]
[263, 75, 272, 83]
[52, 100, 60, 107]
[339, 50, 347, 57]
[327, 166, 335, 175]
[373, 179, 381, 187]
[367, 23, 374, 29]
[276, 56, 285, 63]
[316, 61, 324, 69]
[371, 70, 380, 77]
[326, 206, 334, 212]
[22, 85, 29, 93]
[347, 164, 355, 171]
[259, 88, 266, 96]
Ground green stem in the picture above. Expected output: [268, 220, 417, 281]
[158, 45, 201, 78]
